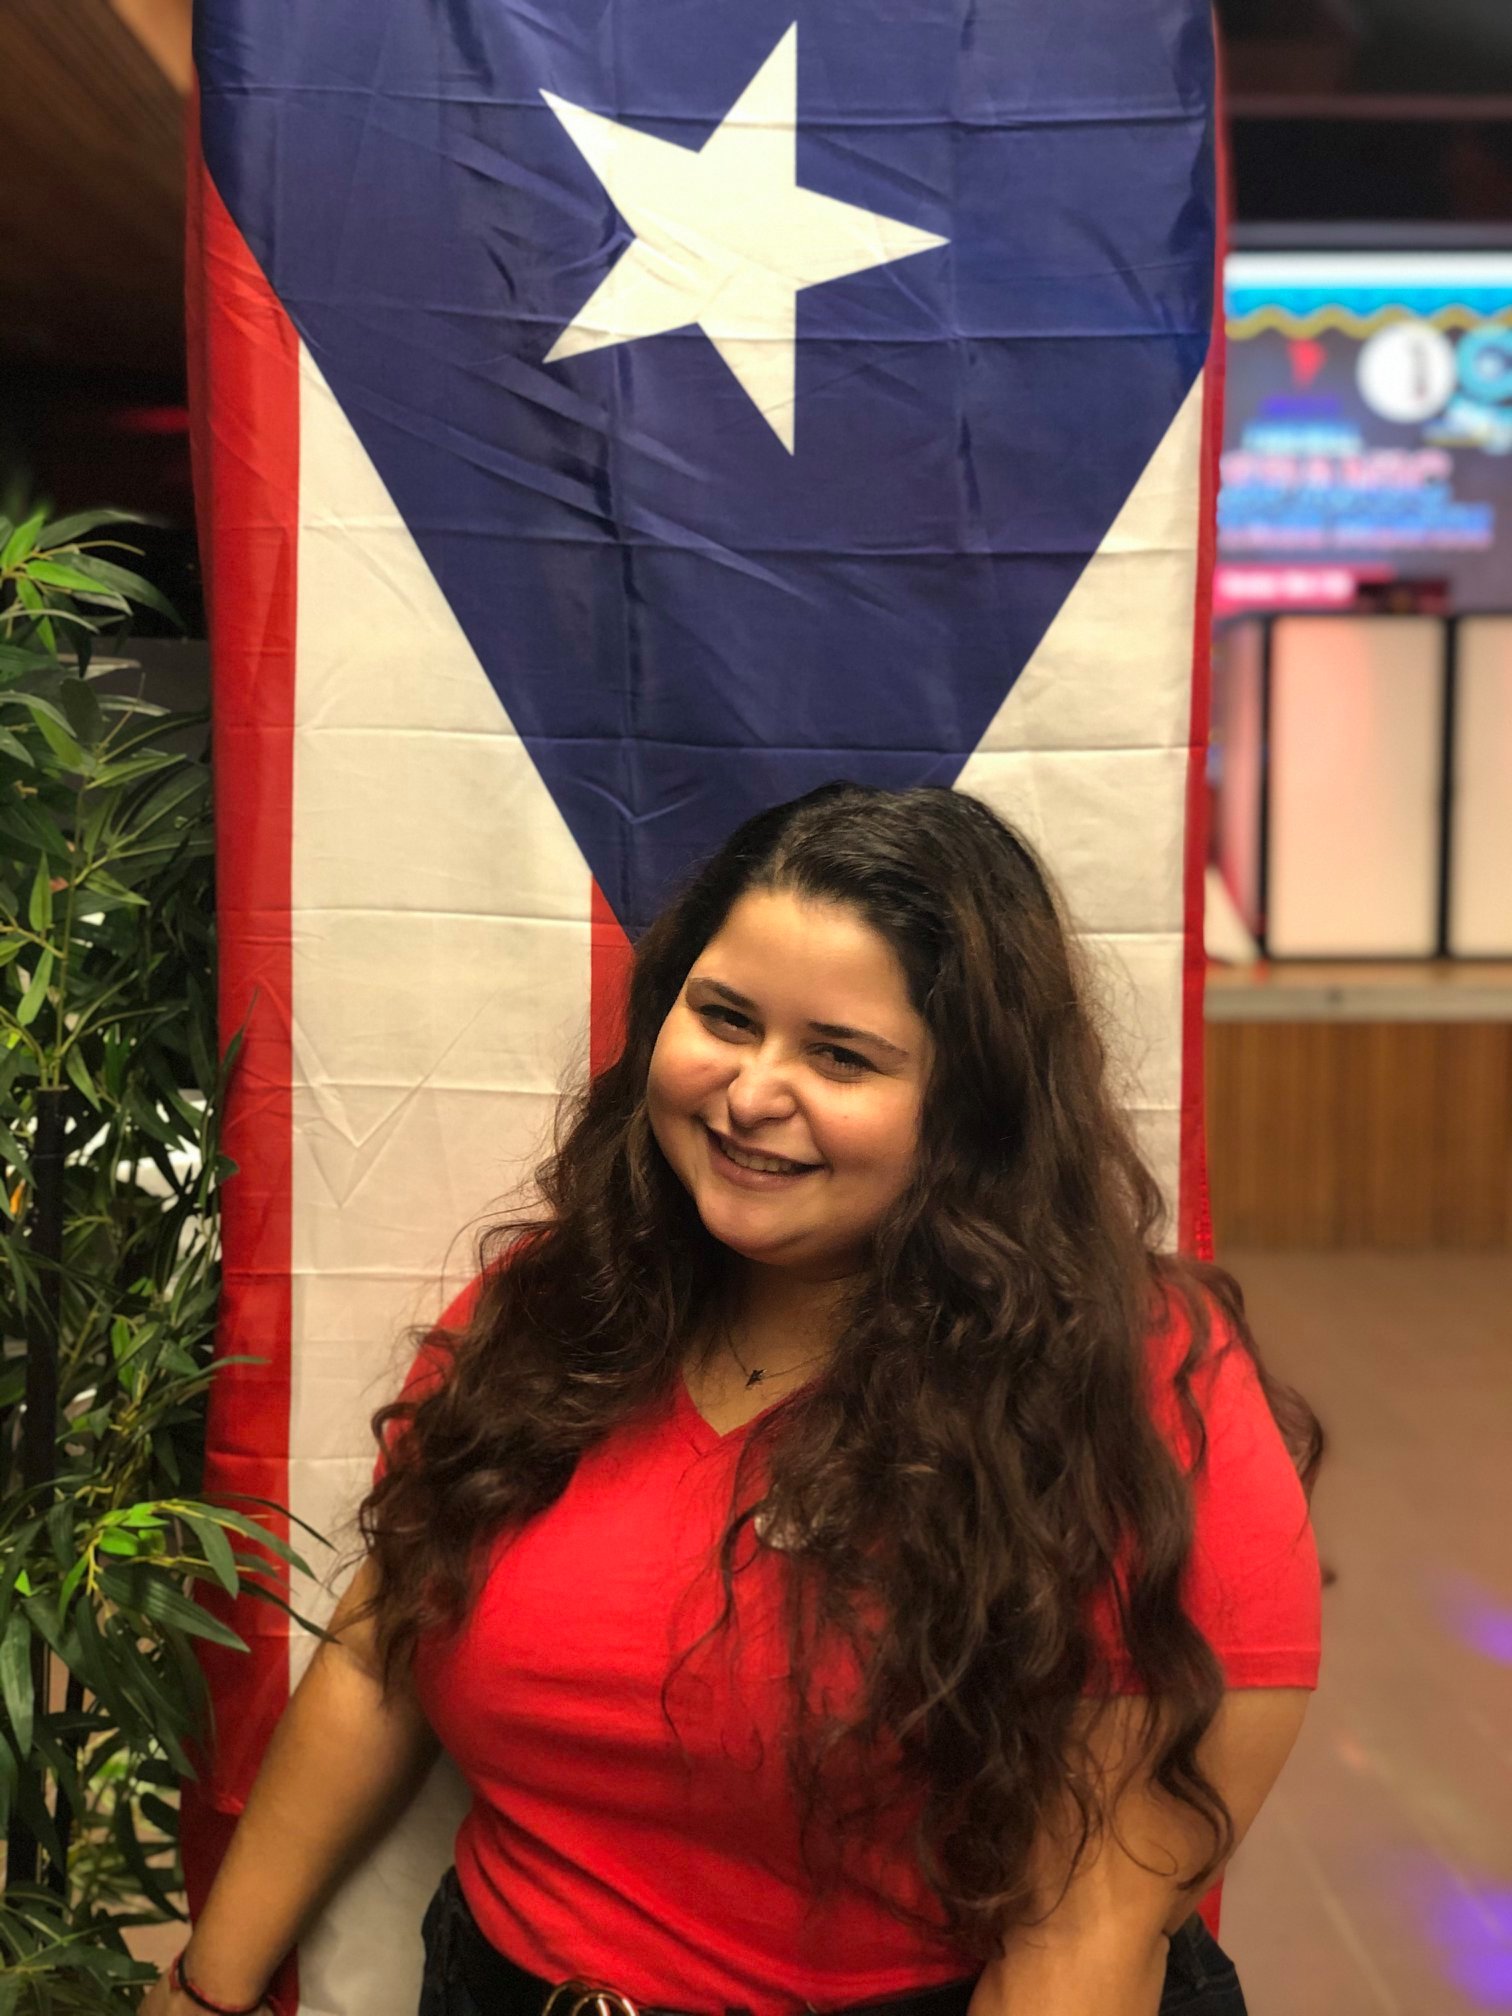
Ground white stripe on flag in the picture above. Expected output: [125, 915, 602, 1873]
[957, 372, 1206, 1226]
[288, 344, 593, 2013]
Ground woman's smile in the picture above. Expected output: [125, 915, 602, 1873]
[701, 1120, 825, 1186]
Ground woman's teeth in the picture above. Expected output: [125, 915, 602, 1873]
[712, 1131, 814, 1175]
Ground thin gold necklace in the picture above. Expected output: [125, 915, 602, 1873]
[723, 1330, 830, 1392]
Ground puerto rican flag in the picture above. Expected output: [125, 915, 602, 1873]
[185, 3, 1221, 2010]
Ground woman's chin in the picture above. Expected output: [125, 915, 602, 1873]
[698, 1206, 862, 1281]
[695, 1196, 804, 1263]
[701, 1215, 789, 1263]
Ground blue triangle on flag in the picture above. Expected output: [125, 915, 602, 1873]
[197, 0, 1213, 932]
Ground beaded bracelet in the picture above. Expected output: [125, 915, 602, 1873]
[169, 1948, 266, 2016]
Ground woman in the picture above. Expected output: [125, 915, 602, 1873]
[150, 784, 1322, 2016]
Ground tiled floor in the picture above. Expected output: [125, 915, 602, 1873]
[1217, 1252, 1512, 2016]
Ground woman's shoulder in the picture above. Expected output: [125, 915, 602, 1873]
[1139, 1274, 1279, 1473]
[400, 1276, 482, 1392]
[373, 1276, 488, 1482]
[1136, 1272, 1322, 1685]
[434, 1274, 487, 1344]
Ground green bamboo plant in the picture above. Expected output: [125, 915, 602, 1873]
[0, 511, 324, 2011]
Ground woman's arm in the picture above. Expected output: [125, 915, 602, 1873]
[968, 1687, 1311, 2016]
[144, 1554, 441, 2016]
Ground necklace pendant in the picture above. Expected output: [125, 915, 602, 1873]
[745, 1367, 766, 1389]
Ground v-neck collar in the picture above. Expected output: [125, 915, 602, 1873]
[673, 1368, 786, 1455]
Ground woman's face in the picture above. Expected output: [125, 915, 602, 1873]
[647, 888, 931, 1280]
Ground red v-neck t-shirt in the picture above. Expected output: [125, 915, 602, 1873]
[386, 1289, 1321, 2012]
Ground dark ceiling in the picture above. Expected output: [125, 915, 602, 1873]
[0, 0, 186, 380]
[0, 0, 1507, 391]
[1223, 0, 1512, 93]
[0, 0, 1499, 638]
[0, 1, 192, 591]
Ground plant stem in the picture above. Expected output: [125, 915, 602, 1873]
[51, 1669, 88, 1897]
[7, 1087, 65, 1890]
[47, 777, 88, 1091]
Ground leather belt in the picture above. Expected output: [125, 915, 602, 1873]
[448, 1894, 977, 2016]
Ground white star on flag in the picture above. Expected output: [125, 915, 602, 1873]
[541, 24, 948, 451]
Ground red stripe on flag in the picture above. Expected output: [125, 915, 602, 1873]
[1177, 48, 1228, 1265]
[182, 95, 300, 2016]
[590, 878, 634, 1075]
[1184, 28, 1231, 1940]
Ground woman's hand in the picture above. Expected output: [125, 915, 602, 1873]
[136, 1560, 440, 2016]
[139, 1970, 274, 2016]
[139, 1979, 276, 2016]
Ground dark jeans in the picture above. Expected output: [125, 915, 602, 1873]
[419, 1865, 1248, 2016]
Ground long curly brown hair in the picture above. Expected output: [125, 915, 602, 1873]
[356, 783, 1321, 1955]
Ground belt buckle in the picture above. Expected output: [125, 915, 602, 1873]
[543, 1980, 642, 2016]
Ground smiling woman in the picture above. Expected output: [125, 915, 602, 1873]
[652, 892, 927, 1254]
[155, 785, 1322, 2016]
[649, 888, 933, 1428]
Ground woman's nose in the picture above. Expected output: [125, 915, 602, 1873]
[724, 1051, 798, 1129]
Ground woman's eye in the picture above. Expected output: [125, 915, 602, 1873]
[816, 1045, 871, 1076]
[698, 1004, 750, 1033]
[692, 1005, 870, 1075]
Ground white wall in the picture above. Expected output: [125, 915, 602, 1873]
[1450, 618, 1512, 957]
[1266, 617, 1445, 958]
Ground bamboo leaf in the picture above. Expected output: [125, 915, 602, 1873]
[36, 507, 151, 549]
[97, 1564, 250, 1652]
[22, 558, 130, 610]
[26, 857, 53, 933]
[12, 575, 57, 655]
[0, 1613, 34, 1756]
[0, 1120, 33, 1177]
[203, 1514, 317, 1577]
[16, 946, 54, 1025]
[178, 1512, 240, 1598]
[0, 695, 70, 738]
[0, 1728, 15, 1840]
[46, 1501, 73, 1570]
[30, 1721, 84, 1815]
[211, 1493, 330, 1554]
[30, 705, 89, 772]
[0, 647, 50, 684]
[90, 749, 176, 789]
[57, 674, 105, 747]
[0, 509, 47, 570]
[241, 1577, 338, 1645]
[111, 1802, 184, 1916]
[56, 1553, 89, 1615]
[0, 787, 69, 858]
[8, 1764, 63, 1866]
[0, 1522, 41, 1628]
[53, 553, 183, 631]
[62, 1043, 101, 1107]
[139, 1790, 179, 1837]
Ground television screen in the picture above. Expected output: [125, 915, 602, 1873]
[1219, 252, 1512, 615]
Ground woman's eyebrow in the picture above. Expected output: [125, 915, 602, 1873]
[690, 978, 910, 1061]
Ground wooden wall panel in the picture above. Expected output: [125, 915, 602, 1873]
[1206, 1022, 1512, 1249]
[0, 0, 184, 373]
